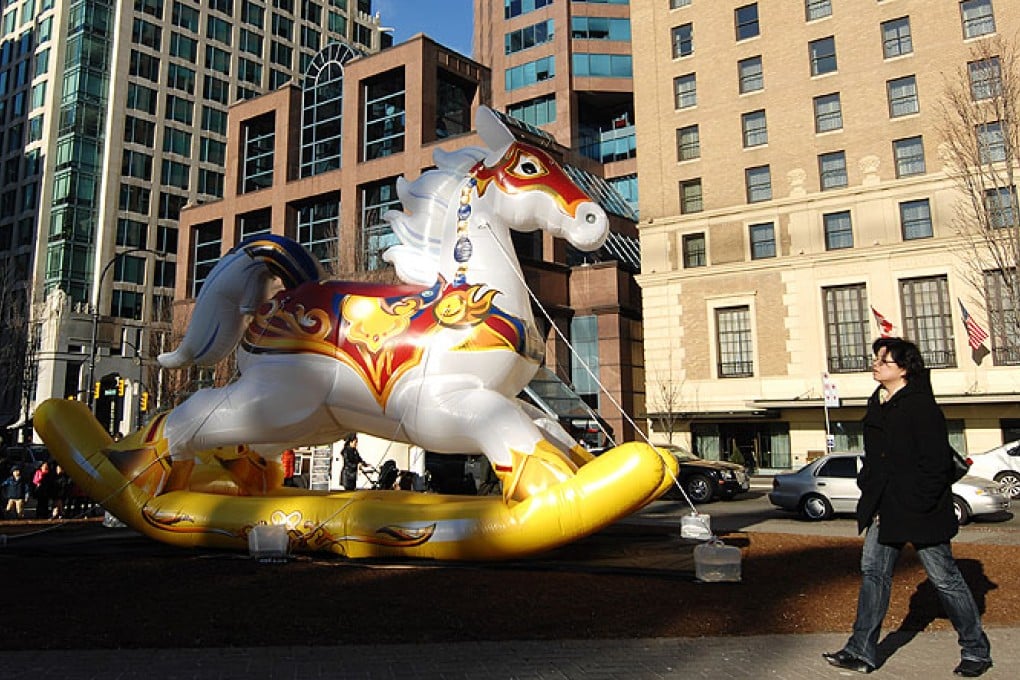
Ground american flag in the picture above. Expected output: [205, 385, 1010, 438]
[871, 306, 893, 337]
[958, 299, 989, 350]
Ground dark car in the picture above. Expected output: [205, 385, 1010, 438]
[1, 444, 52, 480]
[656, 444, 750, 503]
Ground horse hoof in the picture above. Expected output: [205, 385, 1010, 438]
[495, 441, 578, 502]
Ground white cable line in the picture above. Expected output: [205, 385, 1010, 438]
[481, 223, 698, 513]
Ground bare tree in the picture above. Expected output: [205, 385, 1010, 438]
[937, 35, 1020, 359]
[647, 369, 689, 447]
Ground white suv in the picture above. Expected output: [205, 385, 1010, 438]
[966, 441, 1020, 499]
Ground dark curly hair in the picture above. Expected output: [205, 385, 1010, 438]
[872, 336, 927, 382]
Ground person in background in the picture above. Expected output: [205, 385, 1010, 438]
[2, 467, 30, 519]
[281, 449, 297, 487]
[51, 464, 73, 519]
[340, 435, 367, 491]
[32, 461, 56, 519]
[823, 337, 992, 677]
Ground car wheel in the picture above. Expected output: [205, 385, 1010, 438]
[800, 494, 832, 521]
[953, 495, 971, 525]
[685, 475, 714, 504]
[993, 471, 1020, 499]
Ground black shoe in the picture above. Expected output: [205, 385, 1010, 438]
[954, 659, 993, 677]
[822, 650, 874, 674]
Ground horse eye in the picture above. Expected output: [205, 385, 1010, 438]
[512, 153, 544, 177]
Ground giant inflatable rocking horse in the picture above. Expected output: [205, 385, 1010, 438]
[35, 106, 677, 560]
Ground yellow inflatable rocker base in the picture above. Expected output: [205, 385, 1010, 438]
[35, 399, 678, 561]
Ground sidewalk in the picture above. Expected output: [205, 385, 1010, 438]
[6, 629, 1018, 678]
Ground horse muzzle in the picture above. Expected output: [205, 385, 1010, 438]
[564, 201, 609, 252]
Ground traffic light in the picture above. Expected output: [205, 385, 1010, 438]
[117, 378, 125, 396]
[93, 382, 101, 399]
[140, 391, 149, 412]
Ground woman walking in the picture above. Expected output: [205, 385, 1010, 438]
[823, 337, 992, 677]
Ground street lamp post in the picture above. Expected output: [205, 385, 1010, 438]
[86, 247, 159, 412]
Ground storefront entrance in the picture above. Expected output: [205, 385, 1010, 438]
[691, 422, 792, 471]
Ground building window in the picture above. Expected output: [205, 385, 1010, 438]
[900, 275, 956, 368]
[745, 165, 771, 203]
[805, 0, 831, 21]
[298, 196, 341, 273]
[505, 55, 555, 90]
[881, 17, 913, 58]
[813, 92, 842, 132]
[114, 255, 146, 285]
[572, 53, 633, 78]
[110, 290, 144, 321]
[363, 68, 406, 161]
[960, 0, 996, 39]
[507, 19, 554, 54]
[749, 222, 775, 259]
[737, 55, 763, 93]
[969, 57, 1001, 100]
[242, 113, 275, 193]
[360, 178, 402, 271]
[682, 233, 706, 268]
[893, 136, 926, 177]
[672, 23, 693, 58]
[984, 269, 1020, 365]
[679, 178, 703, 214]
[670, 0, 691, 8]
[300, 42, 357, 177]
[570, 315, 600, 409]
[507, 94, 556, 127]
[238, 208, 271, 241]
[716, 306, 754, 378]
[676, 124, 700, 161]
[977, 121, 1006, 163]
[191, 221, 222, 297]
[741, 109, 767, 147]
[887, 75, 919, 117]
[819, 151, 847, 190]
[985, 186, 1018, 228]
[505, 0, 553, 20]
[735, 4, 759, 41]
[809, 36, 837, 75]
[900, 199, 933, 240]
[116, 218, 146, 248]
[571, 16, 629, 42]
[823, 284, 870, 373]
[674, 73, 696, 109]
[823, 210, 853, 250]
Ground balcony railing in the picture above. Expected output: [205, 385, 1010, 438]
[992, 346, 1020, 366]
[827, 354, 872, 374]
[718, 360, 754, 378]
[921, 349, 957, 369]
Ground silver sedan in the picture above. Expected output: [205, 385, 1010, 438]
[768, 452, 1010, 524]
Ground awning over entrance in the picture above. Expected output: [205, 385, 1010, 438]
[750, 393, 1020, 410]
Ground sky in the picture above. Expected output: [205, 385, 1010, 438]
[374, 0, 476, 57]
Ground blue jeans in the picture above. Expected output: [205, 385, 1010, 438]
[843, 522, 991, 667]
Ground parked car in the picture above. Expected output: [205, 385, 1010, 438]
[965, 440, 1020, 500]
[1, 444, 51, 478]
[656, 444, 750, 504]
[768, 452, 1010, 524]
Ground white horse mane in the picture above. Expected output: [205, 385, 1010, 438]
[382, 145, 490, 285]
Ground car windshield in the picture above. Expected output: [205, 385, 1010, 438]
[656, 444, 701, 462]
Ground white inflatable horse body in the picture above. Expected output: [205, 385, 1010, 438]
[158, 106, 609, 500]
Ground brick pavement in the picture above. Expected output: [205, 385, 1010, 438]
[5, 628, 1018, 679]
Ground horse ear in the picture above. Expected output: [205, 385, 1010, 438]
[476, 106, 515, 163]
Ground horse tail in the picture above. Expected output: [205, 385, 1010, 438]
[159, 235, 323, 369]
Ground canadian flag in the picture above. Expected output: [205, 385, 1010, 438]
[871, 306, 894, 337]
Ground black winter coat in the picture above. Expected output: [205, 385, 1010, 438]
[856, 379, 958, 545]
